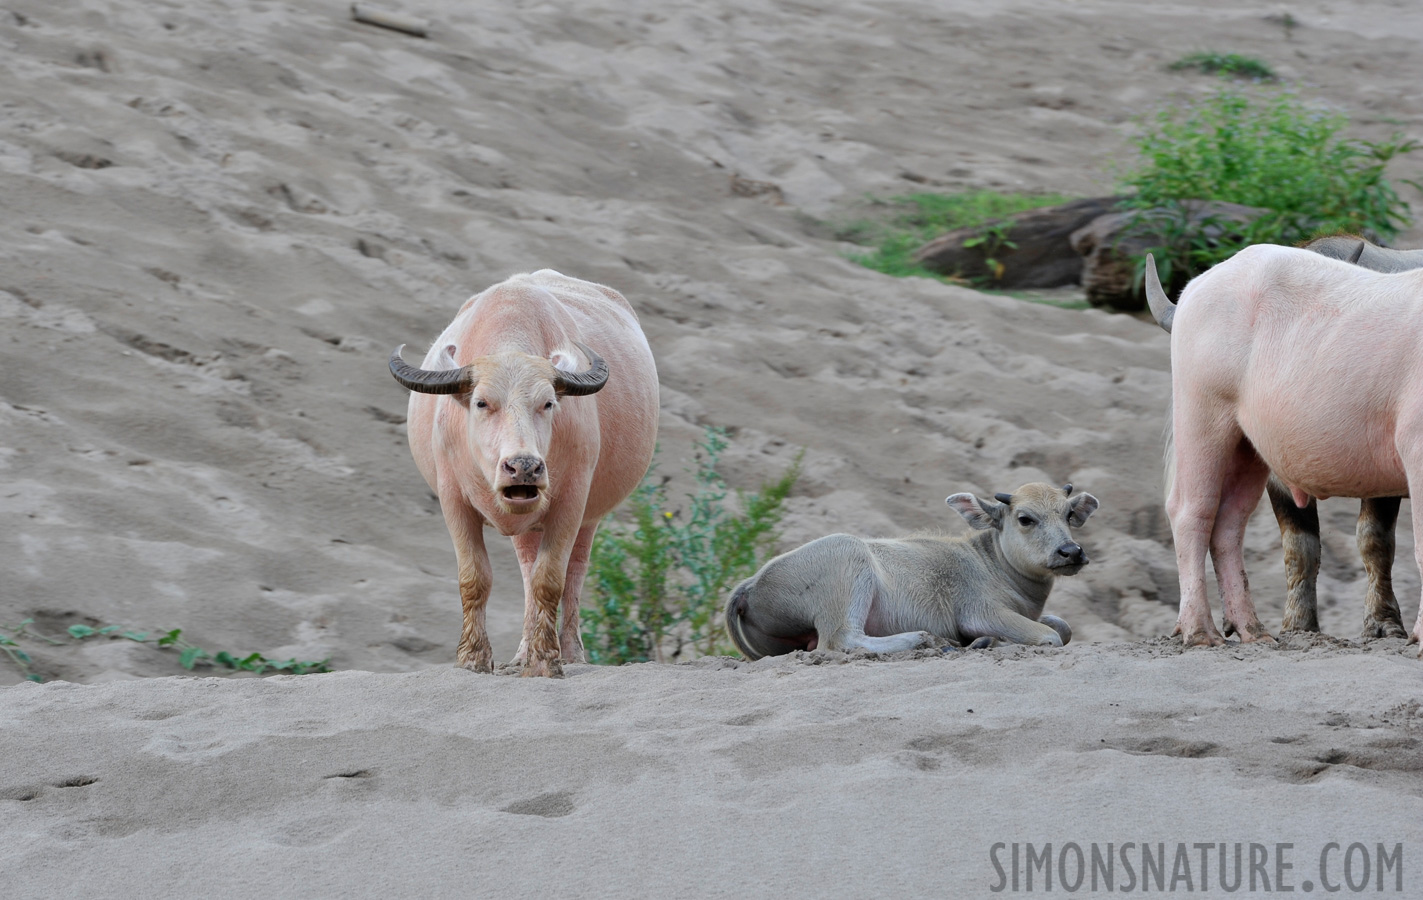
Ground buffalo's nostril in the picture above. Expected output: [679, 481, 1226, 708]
[1057, 542, 1082, 560]
[502, 456, 545, 482]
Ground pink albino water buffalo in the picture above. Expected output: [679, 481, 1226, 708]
[390, 270, 658, 677]
[1146, 245, 1423, 655]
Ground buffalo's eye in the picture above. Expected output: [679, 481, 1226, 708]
[475, 399, 488, 409]
[1017, 515, 1034, 527]
[544, 401, 554, 410]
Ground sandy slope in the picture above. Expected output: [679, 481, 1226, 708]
[2, 0, 1423, 891]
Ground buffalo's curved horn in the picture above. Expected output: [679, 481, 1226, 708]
[1063, 483, 1074, 496]
[1347, 240, 1366, 265]
[994, 492, 1014, 505]
[389, 345, 477, 394]
[1144, 253, 1175, 334]
[552, 342, 610, 396]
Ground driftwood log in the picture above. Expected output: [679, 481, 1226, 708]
[1070, 200, 1266, 311]
[912, 196, 1123, 289]
[911, 196, 1269, 312]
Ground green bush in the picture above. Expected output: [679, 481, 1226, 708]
[1123, 89, 1417, 287]
[580, 428, 801, 665]
[1169, 52, 1275, 81]
[844, 190, 1071, 283]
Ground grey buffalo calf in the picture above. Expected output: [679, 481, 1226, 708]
[725, 483, 1098, 659]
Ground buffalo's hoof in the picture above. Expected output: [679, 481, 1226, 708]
[1228, 622, 1276, 644]
[521, 656, 564, 678]
[1360, 617, 1408, 640]
[1280, 614, 1320, 633]
[1040, 615, 1072, 646]
[1176, 625, 1226, 648]
[968, 636, 996, 650]
[456, 646, 494, 674]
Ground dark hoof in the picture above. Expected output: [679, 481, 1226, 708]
[968, 636, 996, 650]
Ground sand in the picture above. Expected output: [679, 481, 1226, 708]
[2, 0, 1422, 893]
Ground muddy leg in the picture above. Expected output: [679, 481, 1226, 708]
[443, 495, 494, 673]
[1357, 497, 1407, 639]
[1268, 475, 1321, 632]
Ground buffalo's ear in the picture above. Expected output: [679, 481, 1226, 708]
[1068, 492, 1100, 527]
[947, 493, 1004, 531]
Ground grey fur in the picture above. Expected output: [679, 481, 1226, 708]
[724, 482, 1099, 659]
[1304, 235, 1423, 272]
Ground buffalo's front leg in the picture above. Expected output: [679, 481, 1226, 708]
[442, 493, 494, 673]
[511, 516, 582, 678]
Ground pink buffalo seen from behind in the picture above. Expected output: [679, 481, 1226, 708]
[391, 270, 658, 677]
[1149, 244, 1423, 654]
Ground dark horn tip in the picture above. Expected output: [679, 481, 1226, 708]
[553, 341, 610, 397]
[389, 344, 475, 394]
[1063, 483, 1073, 496]
[994, 492, 1013, 504]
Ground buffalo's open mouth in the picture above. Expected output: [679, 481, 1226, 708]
[501, 485, 541, 504]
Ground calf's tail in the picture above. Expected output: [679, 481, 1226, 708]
[726, 584, 765, 661]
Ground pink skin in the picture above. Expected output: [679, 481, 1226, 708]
[1165, 245, 1423, 655]
[405, 271, 659, 677]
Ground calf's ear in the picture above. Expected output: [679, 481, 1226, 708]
[1068, 492, 1100, 527]
[947, 493, 1004, 531]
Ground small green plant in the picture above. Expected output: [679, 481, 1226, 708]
[961, 219, 1019, 282]
[581, 428, 801, 665]
[843, 190, 1071, 283]
[1169, 52, 1275, 81]
[1122, 89, 1417, 288]
[0, 618, 331, 682]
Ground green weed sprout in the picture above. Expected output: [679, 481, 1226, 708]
[0, 618, 331, 682]
[581, 428, 801, 665]
[1169, 52, 1275, 81]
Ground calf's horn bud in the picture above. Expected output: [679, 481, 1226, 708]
[994, 492, 1013, 504]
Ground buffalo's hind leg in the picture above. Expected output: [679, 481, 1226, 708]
[1269, 475, 1321, 633]
[1213, 441, 1273, 642]
[1357, 497, 1407, 639]
[818, 547, 935, 654]
[554, 523, 599, 663]
[1166, 408, 1235, 647]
